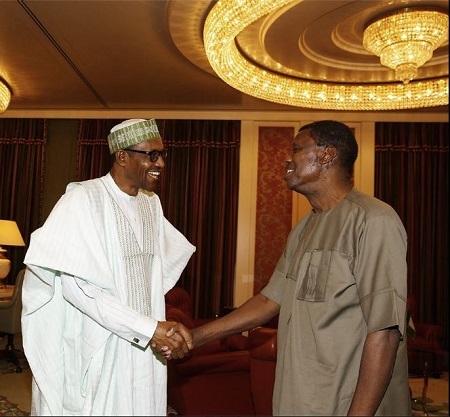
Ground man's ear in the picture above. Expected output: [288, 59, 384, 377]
[115, 149, 128, 166]
[318, 146, 337, 165]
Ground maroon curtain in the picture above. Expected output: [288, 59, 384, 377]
[159, 120, 241, 319]
[77, 119, 241, 319]
[77, 119, 122, 180]
[0, 118, 47, 282]
[374, 122, 448, 350]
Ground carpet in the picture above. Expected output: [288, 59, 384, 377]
[0, 396, 29, 416]
[0, 351, 29, 376]
[412, 397, 449, 416]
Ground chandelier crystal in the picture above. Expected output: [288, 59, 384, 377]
[363, 8, 448, 84]
[0, 80, 11, 113]
[203, 1, 449, 111]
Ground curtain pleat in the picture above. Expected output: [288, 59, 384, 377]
[374, 122, 448, 350]
[0, 118, 47, 283]
[160, 120, 240, 318]
[76, 119, 122, 180]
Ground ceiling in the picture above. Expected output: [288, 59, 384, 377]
[0, 0, 448, 118]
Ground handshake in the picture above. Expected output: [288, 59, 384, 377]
[150, 321, 194, 360]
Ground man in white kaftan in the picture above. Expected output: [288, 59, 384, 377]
[22, 119, 196, 415]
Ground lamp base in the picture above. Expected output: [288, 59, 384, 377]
[0, 253, 11, 288]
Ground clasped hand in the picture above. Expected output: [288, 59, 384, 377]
[150, 321, 193, 359]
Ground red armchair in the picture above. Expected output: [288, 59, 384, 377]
[165, 288, 254, 415]
[165, 286, 249, 355]
[165, 286, 204, 324]
[406, 293, 446, 373]
[165, 286, 228, 329]
[166, 346, 254, 415]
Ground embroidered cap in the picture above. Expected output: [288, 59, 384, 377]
[107, 119, 161, 154]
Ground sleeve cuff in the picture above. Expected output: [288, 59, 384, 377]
[129, 316, 158, 349]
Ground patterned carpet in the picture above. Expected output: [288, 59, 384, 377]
[0, 350, 31, 416]
[0, 396, 29, 416]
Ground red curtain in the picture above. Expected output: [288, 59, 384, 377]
[374, 122, 448, 350]
[76, 119, 122, 180]
[0, 118, 47, 283]
[158, 120, 241, 319]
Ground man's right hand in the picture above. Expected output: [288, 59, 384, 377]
[151, 321, 193, 359]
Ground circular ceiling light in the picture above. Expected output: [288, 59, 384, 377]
[203, 0, 449, 111]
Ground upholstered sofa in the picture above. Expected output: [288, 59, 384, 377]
[165, 287, 253, 415]
[165, 320, 278, 416]
[165, 304, 253, 415]
[165, 287, 279, 415]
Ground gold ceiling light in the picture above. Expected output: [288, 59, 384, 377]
[363, 8, 448, 84]
[203, 0, 449, 111]
[0, 80, 11, 113]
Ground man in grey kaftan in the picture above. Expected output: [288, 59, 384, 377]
[189, 120, 410, 415]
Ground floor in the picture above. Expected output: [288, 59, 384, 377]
[1, 370, 448, 415]
[0, 367, 31, 413]
[409, 372, 449, 416]
[0, 335, 448, 416]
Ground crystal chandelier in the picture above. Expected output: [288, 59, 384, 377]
[0, 80, 11, 113]
[363, 8, 448, 84]
[203, 1, 449, 111]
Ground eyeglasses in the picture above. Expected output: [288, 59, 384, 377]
[125, 148, 168, 162]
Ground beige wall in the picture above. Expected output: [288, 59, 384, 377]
[42, 120, 78, 221]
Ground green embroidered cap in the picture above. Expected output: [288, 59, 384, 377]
[107, 119, 161, 154]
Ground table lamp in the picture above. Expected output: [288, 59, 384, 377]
[0, 220, 26, 287]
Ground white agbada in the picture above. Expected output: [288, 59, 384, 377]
[21, 174, 195, 416]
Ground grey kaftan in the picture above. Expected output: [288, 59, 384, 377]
[261, 188, 410, 416]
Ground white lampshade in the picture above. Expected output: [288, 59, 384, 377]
[0, 220, 25, 280]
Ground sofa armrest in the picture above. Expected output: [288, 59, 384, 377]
[221, 334, 249, 351]
[249, 327, 277, 361]
[410, 322, 444, 353]
[415, 323, 443, 340]
[170, 350, 250, 376]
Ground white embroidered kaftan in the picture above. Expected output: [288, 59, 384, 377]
[21, 174, 195, 416]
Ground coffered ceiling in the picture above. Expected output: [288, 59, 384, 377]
[0, 0, 448, 117]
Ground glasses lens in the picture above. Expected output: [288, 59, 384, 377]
[150, 149, 167, 162]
